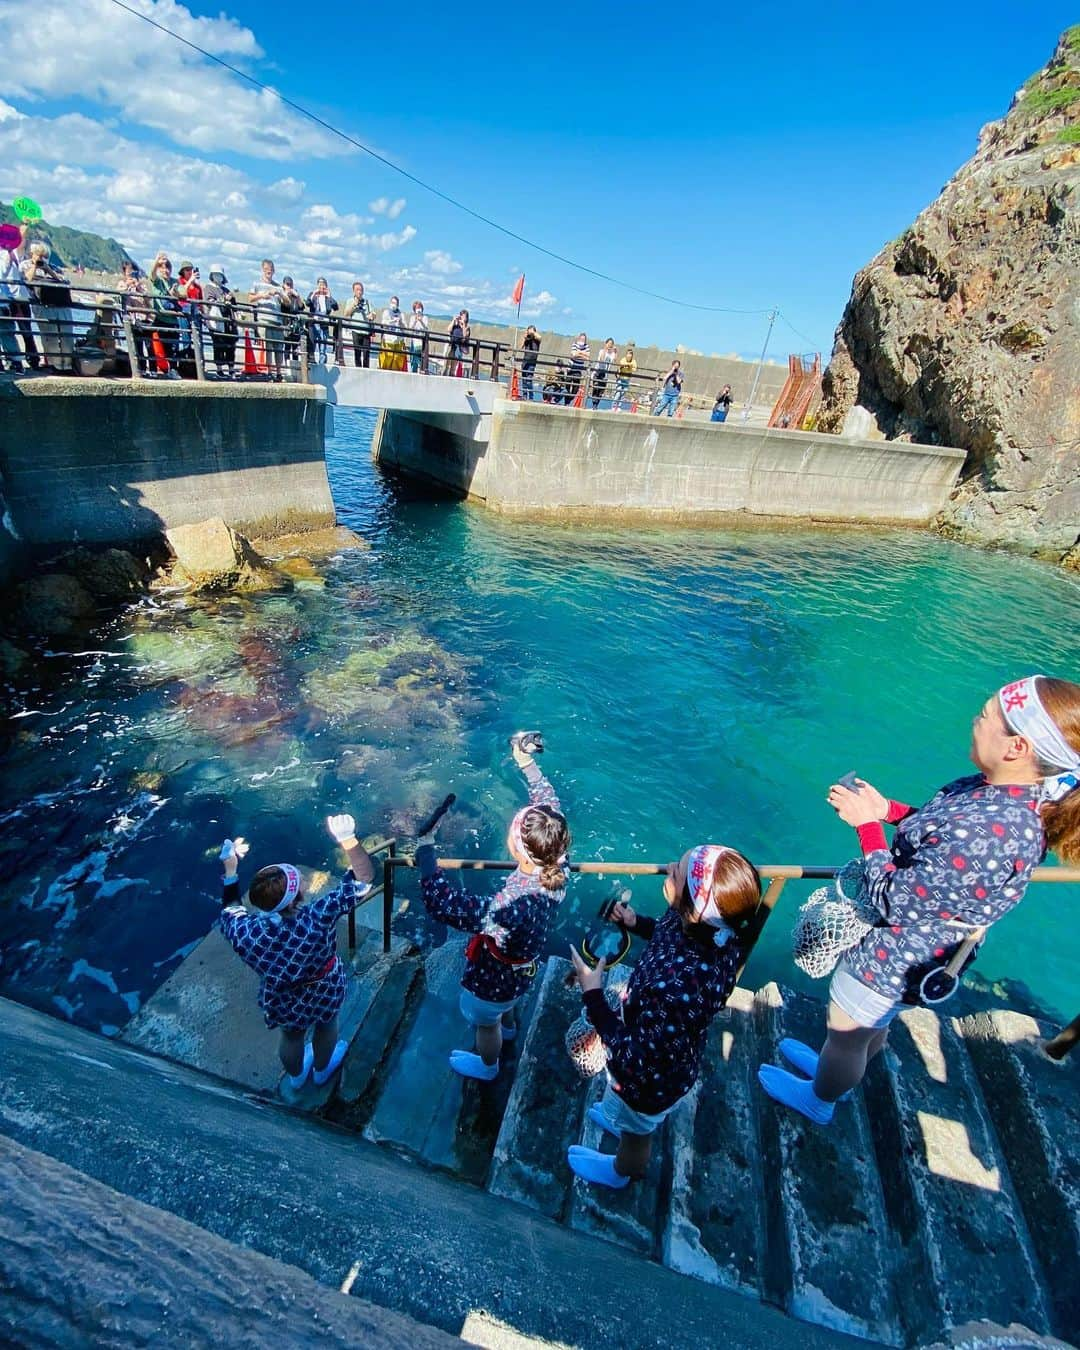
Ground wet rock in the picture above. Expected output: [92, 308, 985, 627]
[274, 555, 325, 587]
[79, 549, 147, 603]
[251, 525, 369, 560]
[164, 518, 291, 594]
[817, 30, 1080, 566]
[15, 574, 97, 637]
[0, 639, 30, 681]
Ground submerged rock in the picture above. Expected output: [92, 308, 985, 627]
[53, 547, 148, 604]
[251, 525, 369, 561]
[163, 518, 291, 593]
[0, 639, 30, 681]
[816, 29, 1080, 566]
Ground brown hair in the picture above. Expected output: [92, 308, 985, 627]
[519, 804, 571, 893]
[677, 849, 761, 949]
[1036, 677, 1080, 864]
[248, 865, 301, 913]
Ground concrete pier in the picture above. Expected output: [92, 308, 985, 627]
[0, 377, 333, 554]
[374, 400, 967, 525]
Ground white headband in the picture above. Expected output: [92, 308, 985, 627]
[999, 676, 1080, 803]
[683, 845, 738, 947]
[264, 863, 301, 913]
[509, 806, 567, 872]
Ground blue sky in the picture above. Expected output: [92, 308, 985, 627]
[0, 1, 1073, 357]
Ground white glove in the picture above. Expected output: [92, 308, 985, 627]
[219, 837, 249, 863]
[327, 813, 358, 845]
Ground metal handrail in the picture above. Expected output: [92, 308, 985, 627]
[375, 851, 1080, 1051]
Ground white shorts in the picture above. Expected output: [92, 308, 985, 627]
[459, 987, 520, 1028]
[830, 967, 901, 1030]
[598, 1081, 684, 1137]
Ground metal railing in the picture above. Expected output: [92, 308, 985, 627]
[363, 852, 1080, 1052]
[1, 279, 709, 414]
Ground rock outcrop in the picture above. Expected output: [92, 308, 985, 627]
[817, 29, 1080, 566]
[163, 518, 289, 592]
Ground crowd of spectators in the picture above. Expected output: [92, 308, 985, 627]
[0, 229, 741, 417]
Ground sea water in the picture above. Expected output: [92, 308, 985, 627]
[1, 407, 1077, 1034]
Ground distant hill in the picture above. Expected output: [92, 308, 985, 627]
[0, 203, 135, 273]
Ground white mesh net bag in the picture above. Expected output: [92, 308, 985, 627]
[564, 984, 624, 1078]
[792, 859, 881, 979]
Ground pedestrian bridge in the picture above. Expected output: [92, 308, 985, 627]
[307, 364, 502, 418]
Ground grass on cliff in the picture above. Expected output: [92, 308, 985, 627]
[1056, 125, 1080, 142]
[1023, 84, 1080, 116]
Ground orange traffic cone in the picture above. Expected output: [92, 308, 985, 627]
[151, 329, 168, 374]
[243, 330, 259, 376]
[675, 403, 686, 419]
[629, 398, 638, 414]
[571, 384, 584, 409]
[509, 367, 520, 400]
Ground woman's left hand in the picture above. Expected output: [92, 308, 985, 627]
[569, 945, 606, 992]
[827, 782, 885, 827]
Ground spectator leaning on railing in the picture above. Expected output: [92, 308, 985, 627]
[379, 295, 407, 371]
[654, 359, 684, 417]
[611, 342, 636, 411]
[119, 259, 153, 377]
[204, 266, 239, 379]
[148, 253, 182, 378]
[520, 325, 541, 400]
[566, 332, 589, 404]
[280, 276, 305, 364]
[250, 258, 285, 380]
[591, 337, 617, 409]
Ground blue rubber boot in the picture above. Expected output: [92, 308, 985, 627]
[758, 1064, 835, 1124]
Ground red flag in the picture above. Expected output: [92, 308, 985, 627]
[511, 274, 525, 305]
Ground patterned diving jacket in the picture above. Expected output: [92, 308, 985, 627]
[219, 869, 371, 1029]
[584, 907, 743, 1115]
[418, 762, 568, 1003]
[849, 774, 1046, 1000]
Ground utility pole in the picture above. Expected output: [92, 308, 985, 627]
[742, 308, 777, 424]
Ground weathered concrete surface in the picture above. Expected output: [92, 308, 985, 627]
[365, 935, 529, 1183]
[121, 914, 413, 1103]
[0, 378, 333, 548]
[0, 996, 862, 1350]
[663, 985, 767, 1298]
[956, 1008, 1080, 1340]
[756, 984, 899, 1344]
[374, 399, 965, 524]
[0, 1134, 457, 1349]
[864, 1005, 1050, 1343]
[488, 957, 591, 1219]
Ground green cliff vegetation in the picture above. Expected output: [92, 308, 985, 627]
[0, 202, 134, 272]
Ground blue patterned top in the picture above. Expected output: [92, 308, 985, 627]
[418, 763, 568, 1002]
[847, 774, 1046, 1000]
[584, 907, 743, 1114]
[219, 869, 371, 1029]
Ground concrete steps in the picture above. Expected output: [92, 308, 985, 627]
[475, 955, 1080, 1349]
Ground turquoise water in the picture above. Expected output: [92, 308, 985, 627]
[1, 406, 1078, 1033]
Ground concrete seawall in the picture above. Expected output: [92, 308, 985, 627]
[374, 400, 967, 524]
[0, 379, 333, 555]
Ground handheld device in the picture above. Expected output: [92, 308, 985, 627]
[838, 771, 861, 792]
[509, 730, 544, 757]
[416, 793, 456, 837]
[580, 883, 634, 970]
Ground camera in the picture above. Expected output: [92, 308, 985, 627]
[509, 729, 544, 756]
[580, 883, 633, 969]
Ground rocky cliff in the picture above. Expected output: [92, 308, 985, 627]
[817, 29, 1080, 567]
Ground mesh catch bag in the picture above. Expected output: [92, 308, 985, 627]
[792, 859, 881, 979]
[564, 985, 624, 1079]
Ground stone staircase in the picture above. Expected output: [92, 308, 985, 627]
[123, 923, 1080, 1349]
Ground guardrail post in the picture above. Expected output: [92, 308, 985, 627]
[383, 842, 396, 954]
[490, 344, 500, 383]
[122, 317, 143, 380]
[1045, 1013, 1080, 1061]
[421, 331, 429, 374]
[334, 317, 344, 366]
[299, 325, 309, 385]
[470, 345, 481, 381]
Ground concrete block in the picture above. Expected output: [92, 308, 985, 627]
[569, 1073, 673, 1257]
[662, 985, 767, 1297]
[756, 983, 899, 1343]
[327, 951, 423, 1117]
[487, 957, 592, 1220]
[864, 1005, 1051, 1343]
[955, 1008, 1080, 1340]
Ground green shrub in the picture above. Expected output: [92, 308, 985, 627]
[1024, 84, 1080, 115]
[1056, 125, 1080, 142]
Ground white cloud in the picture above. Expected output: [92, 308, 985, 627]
[0, 0, 349, 161]
[370, 196, 407, 219]
[423, 249, 463, 275]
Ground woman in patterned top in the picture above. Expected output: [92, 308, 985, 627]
[567, 844, 762, 1189]
[417, 738, 570, 1082]
[218, 813, 376, 1094]
[760, 674, 1080, 1125]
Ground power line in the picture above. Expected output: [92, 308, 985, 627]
[776, 310, 829, 354]
[104, 0, 776, 317]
